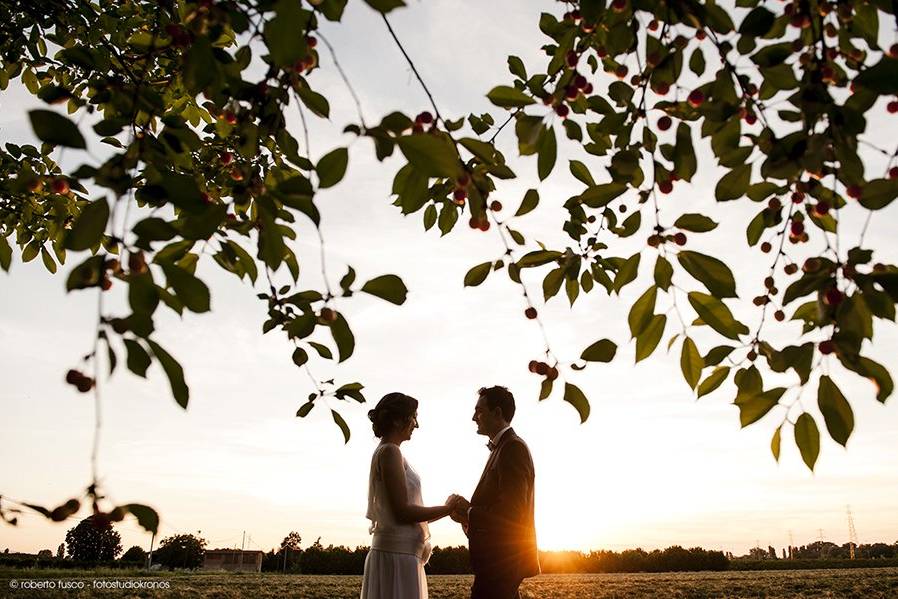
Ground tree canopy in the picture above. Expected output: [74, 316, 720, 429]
[1, 0, 897, 533]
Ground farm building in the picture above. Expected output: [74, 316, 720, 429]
[202, 549, 263, 572]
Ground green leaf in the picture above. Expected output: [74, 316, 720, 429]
[518, 250, 561, 268]
[147, 340, 189, 409]
[297, 401, 315, 417]
[397, 135, 460, 178]
[677, 251, 737, 298]
[739, 6, 775, 36]
[653, 257, 673, 291]
[569, 160, 596, 186]
[40, 247, 57, 274]
[673, 123, 697, 182]
[635, 314, 666, 363]
[331, 409, 350, 444]
[688, 292, 749, 340]
[851, 357, 893, 403]
[628, 286, 657, 337]
[28, 109, 86, 148]
[715, 164, 751, 201]
[680, 337, 703, 390]
[0, 237, 11, 271]
[859, 178, 898, 210]
[537, 126, 557, 180]
[817, 376, 853, 447]
[308, 341, 333, 360]
[65, 199, 109, 251]
[464, 262, 492, 287]
[688, 48, 706, 77]
[292, 347, 309, 367]
[124, 339, 151, 378]
[264, 0, 310, 67]
[124, 504, 159, 534]
[795, 413, 820, 471]
[361, 274, 407, 305]
[486, 85, 535, 108]
[613, 253, 640, 293]
[580, 183, 627, 208]
[329, 313, 355, 362]
[674, 214, 718, 233]
[161, 263, 210, 313]
[539, 378, 554, 401]
[703, 345, 735, 367]
[734, 387, 785, 428]
[508, 55, 527, 80]
[363, 0, 405, 13]
[515, 189, 539, 216]
[563, 382, 590, 423]
[295, 85, 330, 118]
[771, 426, 782, 462]
[697, 366, 730, 398]
[855, 57, 898, 94]
[66, 255, 104, 291]
[316, 147, 348, 189]
[581, 339, 617, 362]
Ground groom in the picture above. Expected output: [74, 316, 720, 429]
[451, 386, 540, 599]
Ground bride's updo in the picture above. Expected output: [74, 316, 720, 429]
[368, 392, 418, 438]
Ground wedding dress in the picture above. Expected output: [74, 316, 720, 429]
[360, 442, 431, 599]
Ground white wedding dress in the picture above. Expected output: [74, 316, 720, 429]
[360, 442, 432, 599]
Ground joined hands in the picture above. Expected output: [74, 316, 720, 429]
[445, 494, 470, 524]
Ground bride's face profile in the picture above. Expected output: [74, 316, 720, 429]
[401, 411, 419, 441]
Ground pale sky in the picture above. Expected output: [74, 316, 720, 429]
[2, 1, 897, 558]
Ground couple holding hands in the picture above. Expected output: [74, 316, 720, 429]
[360, 386, 540, 599]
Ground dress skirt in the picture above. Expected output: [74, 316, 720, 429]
[360, 548, 428, 599]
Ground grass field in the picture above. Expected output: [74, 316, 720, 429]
[2, 567, 898, 598]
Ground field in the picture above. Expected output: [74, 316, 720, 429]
[2, 568, 898, 598]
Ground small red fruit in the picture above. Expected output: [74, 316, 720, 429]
[888, 101, 898, 114]
[76, 377, 94, 393]
[566, 51, 579, 67]
[658, 180, 673, 194]
[846, 185, 862, 199]
[791, 191, 805, 204]
[655, 82, 670, 95]
[535, 362, 549, 376]
[528, 360, 539, 373]
[574, 75, 588, 89]
[647, 234, 662, 247]
[453, 188, 467, 203]
[784, 263, 799, 275]
[582, 83, 594, 95]
[813, 202, 830, 216]
[490, 200, 503, 212]
[611, 0, 627, 12]
[306, 35, 317, 48]
[687, 89, 705, 108]
[673, 232, 687, 246]
[648, 19, 659, 31]
[230, 167, 244, 182]
[51, 178, 70, 195]
[790, 221, 804, 236]
[760, 242, 772, 253]
[478, 219, 490, 232]
[222, 110, 237, 125]
[824, 287, 843, 306]
[525, 307, 538, 320]
[614, 65, 628, 80]
[320, 308, 338, 322]
[657, 116, 672, 131]
[546, 367, 559, 381]
[415, 111, 434, 124]
[555, 104, 570, 118]
[468, 217, 479, 229]
[774, 310, 785, 322]
[66, 369, 82, 385]
[220, 151, 233, 165]
[819, 340, 835, 355]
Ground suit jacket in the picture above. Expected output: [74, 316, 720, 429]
[468, 428, 540, 581]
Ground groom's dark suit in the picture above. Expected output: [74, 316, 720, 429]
[467, 428, 539, 599]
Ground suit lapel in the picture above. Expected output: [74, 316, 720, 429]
[473, 428, 516, 498]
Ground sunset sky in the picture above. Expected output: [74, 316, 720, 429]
[2, 1, 897, 558]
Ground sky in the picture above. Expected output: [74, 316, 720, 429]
[1, 1, 898, 558]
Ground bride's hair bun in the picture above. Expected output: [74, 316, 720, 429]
[369, 392, 418, 438]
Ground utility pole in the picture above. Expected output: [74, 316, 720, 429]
[241, 531, 245, 551]
[847, 505, 858, 560]
[146, 532, 155, 571]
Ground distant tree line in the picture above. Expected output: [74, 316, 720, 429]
[4, 530, 898, 574]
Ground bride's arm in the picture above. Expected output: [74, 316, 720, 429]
[380, 445, 454, 524]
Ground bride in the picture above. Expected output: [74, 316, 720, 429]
[361, 392, 460, 599]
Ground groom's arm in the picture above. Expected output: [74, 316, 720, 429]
[467, 441, 532, 533]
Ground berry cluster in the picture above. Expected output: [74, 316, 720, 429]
[528, 360, 558, 381]
[65, 369, 95, 393]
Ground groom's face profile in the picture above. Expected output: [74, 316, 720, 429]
[472, 395, 502, 437]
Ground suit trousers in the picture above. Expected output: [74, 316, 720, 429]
[470, 574, 523, 599]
